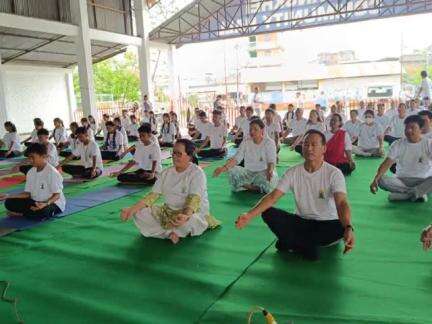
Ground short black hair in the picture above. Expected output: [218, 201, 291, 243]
[37, 128, 49, 136]
[138, 123, 152, 134]
[304, 129, 326, 145]
[113, 117, 121, 123]
[34, 118, 44, 127]
[350, 109, 358, 116]
[105, 121, 115, 127]
[213, 110, 222, 116]
[75, 127, 88, 135]
[4, 121, 16, 133]
[364, 109, 375, 117]
[421, 70, 428, 78]
[250, 118, 265, 129]
[332, 113, 343, 124]
[198, 111, 207, 118]
[404, 115, 425, 128]
[246, 106, 254, 112]
[418, 110, 432, 119]
[265, 108, 275, 115]
[26, 142, 47, 156]
[269, 103, 276, 110]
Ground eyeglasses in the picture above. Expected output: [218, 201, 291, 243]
[172, 150, 184, 157]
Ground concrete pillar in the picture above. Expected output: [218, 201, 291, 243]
[65, 71, 77, 124]
[168, 45, 179, 113]
[0, 56, 8, 136]
[70, 0, 97, 118]
[135, 0, 153, 106]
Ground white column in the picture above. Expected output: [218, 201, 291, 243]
[70, 0, 97, 118]
[168, 45, 179, 113]
[135, 0, 153, 105]
[0, 56, 8, 136]
[65, 71, 77, 124]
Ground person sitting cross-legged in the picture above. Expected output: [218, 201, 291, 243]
[120, 139, 220, 244]
[197, 110, 227, 158]
[370, 115, 432, 202]
[60, 127, 103, 180]
[100, 121, 125, 161]
[111, 123, 162, 185]
[0, 143, 65, 219]
[213, 118, 278, 194]
[235, 129, 355, 261]
[352, 109, 384, 157]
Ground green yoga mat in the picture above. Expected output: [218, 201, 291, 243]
[200, 153, 432, 324]
[0, 161, 276, 324]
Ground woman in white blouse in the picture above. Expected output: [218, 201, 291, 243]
[291, 109, 325, 154]
[0, 121, 22, 158]
[121, 139, 220, 244]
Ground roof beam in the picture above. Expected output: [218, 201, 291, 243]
[88, 29, 142, 46]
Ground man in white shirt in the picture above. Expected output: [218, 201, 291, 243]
[60, 127, 103, 180]
[357, 101, 367, 120]
[416, 70, 432, 101]
[197, 110, 227, 158]
[142, 95, 153, 112]
[234, 106, 254, 146]
[235, 129, 355, 261]
[281, 108, 307, 145]
[407, 98, 421, 116]
[96, 114, 110, 141]
[370, 115, 432, 202]
[214, 119, 278, 194]
[419, 110, 432, 139]
[252, 87, 263, 117]
[0, 143, 65, 218]
[282, 104, 295, 130]
[230, 106, 247, 140]
[263, 108, 281, 152]
[384, 102, 407, 145]
[113, 124, 162, 185]
[343, 110, 362, 144]
[375, 103, 389, 131]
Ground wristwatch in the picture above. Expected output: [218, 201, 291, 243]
[345, 225, 354, 232]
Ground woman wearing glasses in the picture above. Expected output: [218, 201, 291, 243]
[120, 139, 220, 244]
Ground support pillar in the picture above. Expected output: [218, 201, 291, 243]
[168, 45, 179, 113]
[70, 0, 97, 118]
[0, 56, 8, 136]
[135, 0, 153, 106]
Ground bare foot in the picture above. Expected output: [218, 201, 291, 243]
[169, 232, 180, 244]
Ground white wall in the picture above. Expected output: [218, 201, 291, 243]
[1, 64, 75, 134]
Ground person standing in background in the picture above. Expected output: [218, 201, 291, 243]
[252, 87, 263, 117]
[416, 71, 432, 102]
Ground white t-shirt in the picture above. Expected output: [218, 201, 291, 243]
[357, 108, 367, 120]
[3, 132, 21, 152]
[306, 122, 325, 133]
[387, 115, 406, 138]
[276, 162, 346, 221]
[419, 77, 432, 99]
[46, 142, 59, 167]
[53, 127, 67, 144]
[238, 118, 252, 140]
[160, 123, 176, 143]
[134, 141, 162, 173]
[119, 126, 129, 147]
[388, 138, 432, 178]
[73, 140, 103, 170]
[324, 131, 352, 150]
[103, 131, 124, 152]
[289, 118, 307, 137]
[407, 108, 420, 116]
[207, 123, 226, 149]
[196, 120, 211, 140]
[375, 114, 389, 130]
[128, 123, 140, 138]
[264, 120, 281, 140]
[30, 129, 39, 143]
[234, 137, 277, 172]
[283, 111, 295, 128]
[357, 122, 383, 149]
[235, 116, 247, 128]
[25, 163, 66, 212]
[343, 120, 362, 140]
[67, 135, 80, 152]
[384, 108, 397, 119]
[121, 116, 131, 130]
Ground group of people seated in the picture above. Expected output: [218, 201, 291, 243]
[1, 97, 432, 259]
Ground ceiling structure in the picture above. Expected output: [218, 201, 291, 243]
[149, 0, 432, 45]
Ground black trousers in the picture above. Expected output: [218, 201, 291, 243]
[198, 148, 227, 158]
[62, 165, 102, 179]
[159, 142, 174, 148]
[0, 150, 22, 158]
[333, 162, 355, 176]
[19, 165, 32, 175]
[95, 135, 104, 141]
[384, 135, 400, 146]
[262, 207, 344, 260]
[117, 169, 157, 185]
[4, 198, 62, 219]
[101, 151, 120, 161]
[128, 135, 138, 142]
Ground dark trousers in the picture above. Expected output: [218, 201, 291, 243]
[62, 165, 102, 179]
[95, 135, 104, 141]
[0, 150, 21, 158]
[101, 151, 120, 161]
[198, 148, 227, 159]
[128, 135, 138, 142]
[19, 165, 32, 175]
[159, 142, 174, 148]
[117, 169, 157, 185]
[262, 207, 344, 260]
[5, 198, 62, 219]
[59, 150, 72, 158]
[384, 135, 400, 146]
[334, 162, 356, 176]
[294, 145, 303, 155]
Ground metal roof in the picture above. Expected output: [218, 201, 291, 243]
[149, 0, 432, 45]
[0, 26, 126, 68]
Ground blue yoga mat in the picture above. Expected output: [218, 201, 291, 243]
[0, 185, 144, 230]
